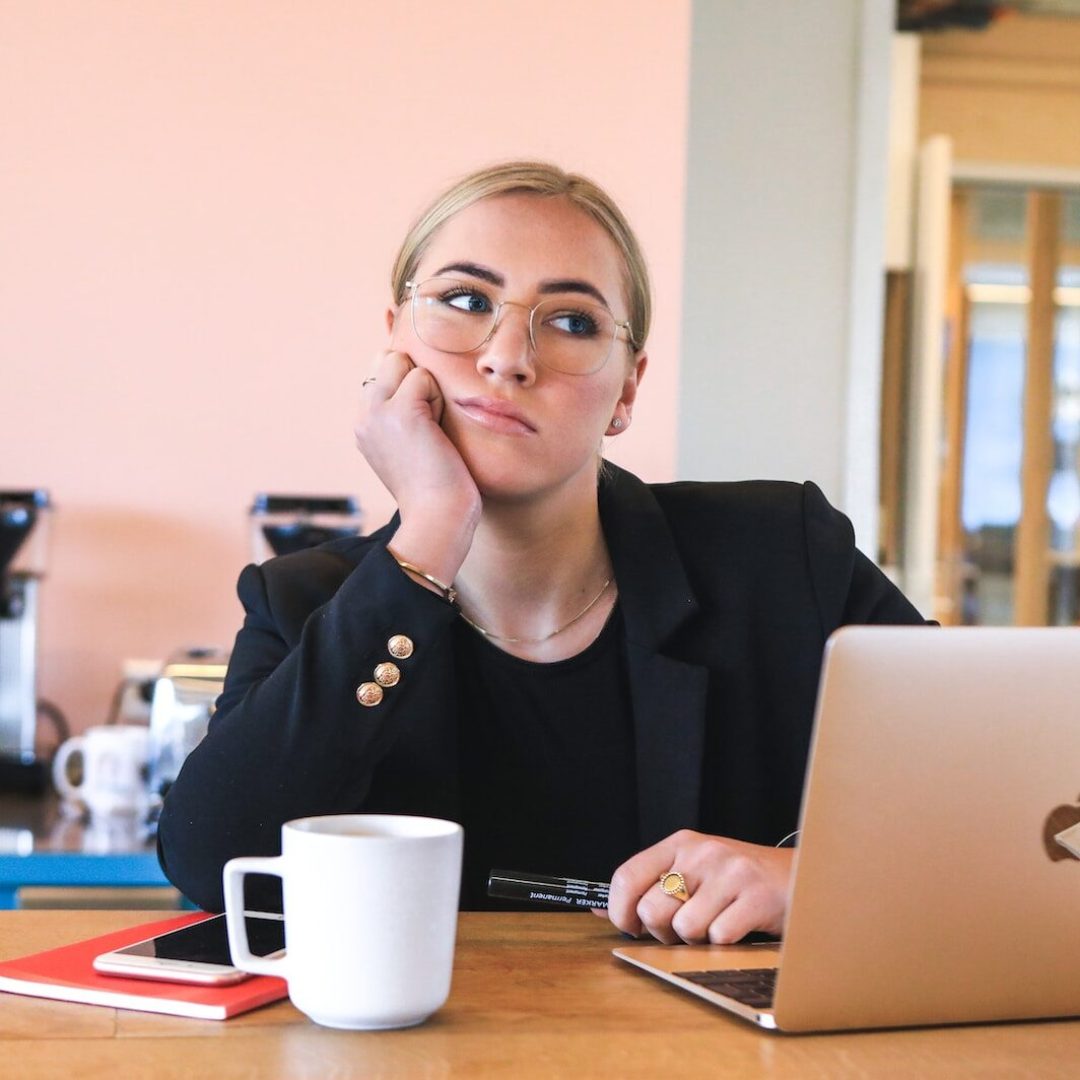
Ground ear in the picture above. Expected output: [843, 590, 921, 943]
[606, 353, 647, 436]
[385, 306, 397, 335]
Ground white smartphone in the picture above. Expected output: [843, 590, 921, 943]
[92, 911, 285, 986]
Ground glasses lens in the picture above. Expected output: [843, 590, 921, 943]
[411, 277, 496, 354]
[409, 277, 619, 374]
[532, 299, 617, 375]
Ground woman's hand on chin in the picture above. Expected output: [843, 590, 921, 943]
[355, 350, 481, 581]
[597, 830, 794, 945]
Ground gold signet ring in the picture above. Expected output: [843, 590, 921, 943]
[659, 870, 689, 901]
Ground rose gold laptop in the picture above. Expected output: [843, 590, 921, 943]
[615, 626, 1080, 1032]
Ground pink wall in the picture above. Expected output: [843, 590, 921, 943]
[1, 2, 690, 734]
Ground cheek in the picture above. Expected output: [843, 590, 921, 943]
[388, 316, 453, 374]
[387, 305, 434, 358]
[579, 371, 627, 418]
[583, 388, 616, 420]
[547, 381, 620, 448]
[387, 310, 411, 350]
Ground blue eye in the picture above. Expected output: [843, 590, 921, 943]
[549, 311, 600, 337]
[441, 288, 491, 314]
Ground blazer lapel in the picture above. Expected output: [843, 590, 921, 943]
[624, 643, 709, 845]
[600, 466, 710, 846]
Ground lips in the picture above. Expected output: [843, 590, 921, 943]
[454, 396, 537, 436]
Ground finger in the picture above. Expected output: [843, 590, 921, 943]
[382, 364, 445, 427]
[706, 895, 763, 945]
[634, 888, 685, 945]
[670, 881, 738, 945]
[401, 364, 445, 423]
[363, 350, 416, 402]
[636, 866, 722, 945]
[606, 833, 688, 933]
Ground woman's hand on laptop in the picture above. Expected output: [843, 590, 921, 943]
[601, 830, 794, 945]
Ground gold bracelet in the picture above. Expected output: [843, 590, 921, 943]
[390, 554, 458, 605]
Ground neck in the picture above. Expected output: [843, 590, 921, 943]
[453, 477, 614, 657]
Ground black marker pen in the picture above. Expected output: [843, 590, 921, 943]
[487, 869, 611, 910]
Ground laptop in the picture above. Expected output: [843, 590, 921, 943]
[614, 626, 1080, 1032]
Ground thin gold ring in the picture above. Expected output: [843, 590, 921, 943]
[659, 870, 690, 902]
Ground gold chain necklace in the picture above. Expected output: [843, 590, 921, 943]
[458, 578, 614, 645]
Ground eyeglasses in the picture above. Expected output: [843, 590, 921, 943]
[404, 276, 634, 376]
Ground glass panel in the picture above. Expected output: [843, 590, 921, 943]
[957, 188, 1029, 625]
[1046, 194, 1080, 625]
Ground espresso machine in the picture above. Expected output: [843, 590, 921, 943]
[249, 494, 362, 562]
[146, 494, 362, 811]
[0, 490, 51, 792]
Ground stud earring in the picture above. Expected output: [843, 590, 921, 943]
[611, 418, 624, 429]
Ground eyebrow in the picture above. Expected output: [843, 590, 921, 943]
[433, 261, 504, 286]
[432, 261, 611, 308]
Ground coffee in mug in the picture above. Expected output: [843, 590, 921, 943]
[223, 814, 463, 1030]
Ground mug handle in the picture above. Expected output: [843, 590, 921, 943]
[51, 737, 85, 801]
[222, 855, 289, 978]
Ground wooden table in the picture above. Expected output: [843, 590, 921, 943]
[2, 910, 1078, 1078]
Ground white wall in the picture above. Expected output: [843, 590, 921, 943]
[677, 0, 894, 552]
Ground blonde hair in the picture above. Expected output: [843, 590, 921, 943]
[390, 161, 650, 352]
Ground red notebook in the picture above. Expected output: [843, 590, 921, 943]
[0, 913, 288, 1020]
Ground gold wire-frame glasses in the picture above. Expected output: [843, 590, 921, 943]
[404, 276, 634, 376]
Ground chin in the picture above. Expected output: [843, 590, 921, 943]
[447, 433, 531, 499]
[475, 458, 601, 507]
[450, 426, 600, 505]
[469, 463, 543, 503]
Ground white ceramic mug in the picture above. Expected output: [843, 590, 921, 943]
[223, 814, 463, 1030]
[51, 724, 152, 820]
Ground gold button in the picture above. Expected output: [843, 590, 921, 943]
[387, 635, 414, 659]
[374, 662, 401, 688]
[356, 682, 384, 707]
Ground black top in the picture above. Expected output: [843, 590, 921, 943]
[157, 465, 929, 912]
[455, 607, 638, 909]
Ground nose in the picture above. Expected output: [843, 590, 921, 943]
[475, 301, 537, 385]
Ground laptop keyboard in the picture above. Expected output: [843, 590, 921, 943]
[673, 967, 778, 1009]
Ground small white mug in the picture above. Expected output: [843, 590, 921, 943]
[223, 814, 463, 1030]
[52, 724, 152, 820]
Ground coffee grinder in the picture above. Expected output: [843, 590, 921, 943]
[0, 489, 51, 792]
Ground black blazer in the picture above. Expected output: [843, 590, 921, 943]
[157, 465, 925, 911]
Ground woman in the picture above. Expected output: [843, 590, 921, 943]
[157, 161, 925, 945]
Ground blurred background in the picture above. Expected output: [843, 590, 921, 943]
[2, 0, 1079, 756]
[1, 1, 689, 752]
